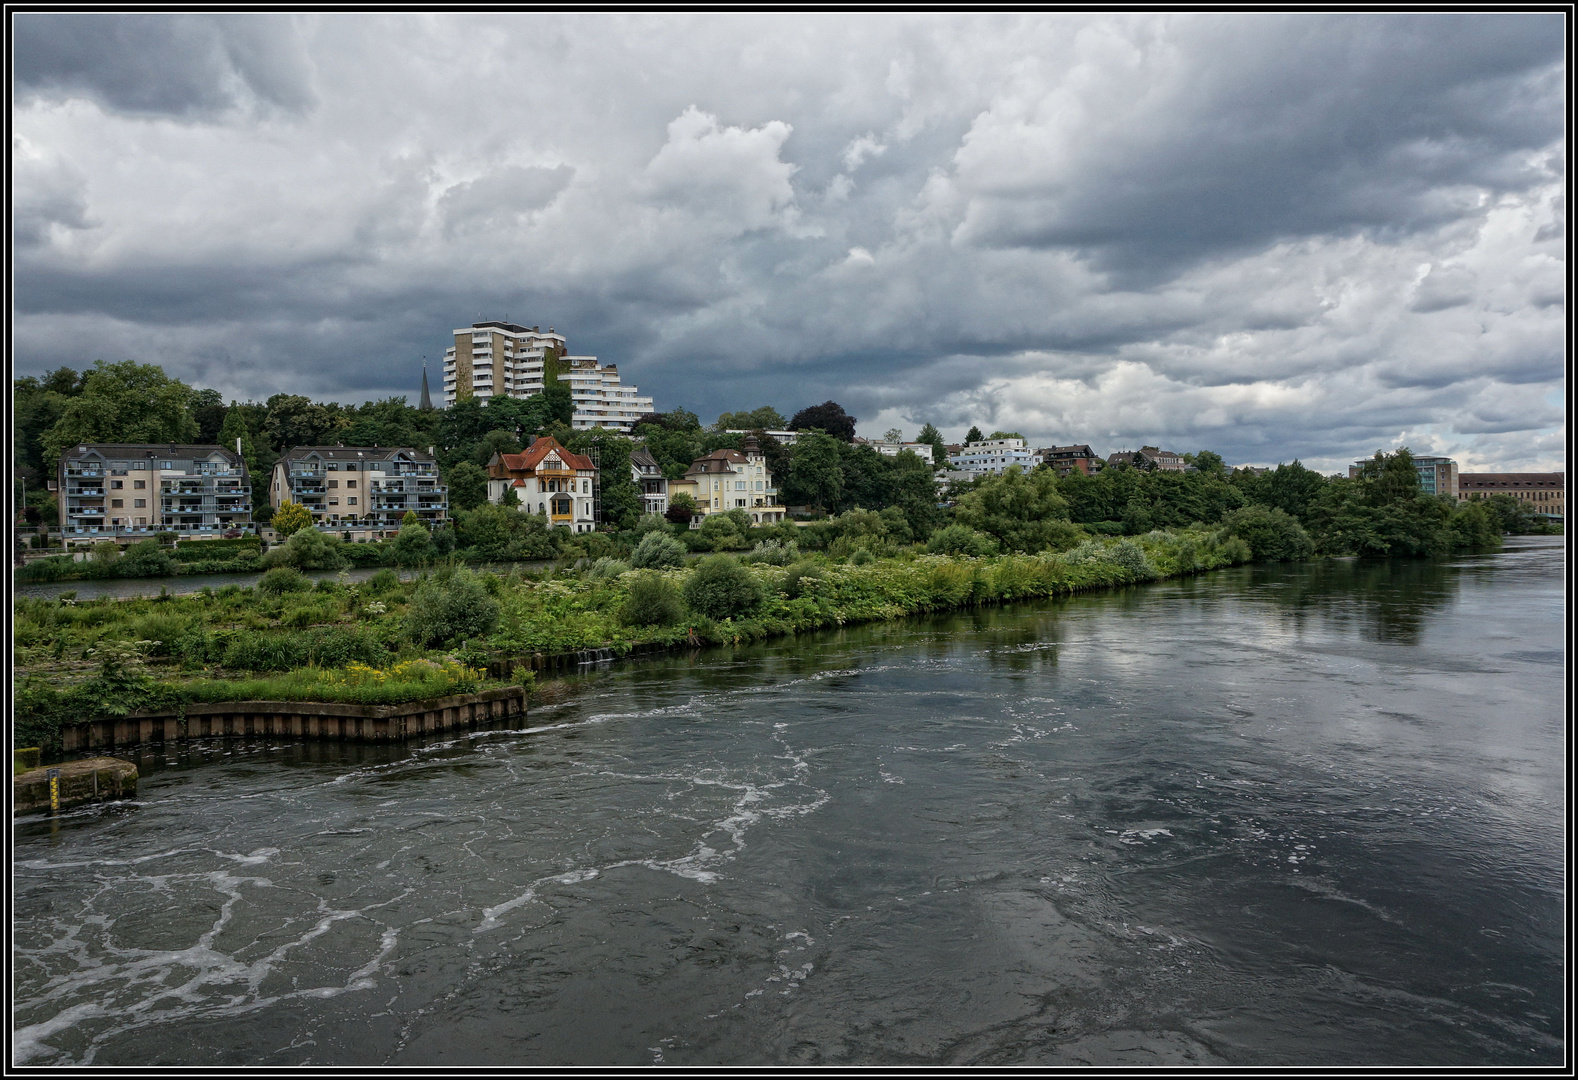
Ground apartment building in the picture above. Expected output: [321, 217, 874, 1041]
[949, 437, 1038, 475]
[631, 447, 669, 517]
[57, 444, 251, 537]
[440, 320, 653, 433]
[485, 437, 598, 532]
[672, 436, 785, 526]
[1458, 473, 1564, 518]
[271, 447, 446, 536]
[1040, 444, 1102, 476]
[1349, 455, 1459, 499]
[1107, 446, 1185, 472]
[853, 438, 934, 464]
[724, 429, 800, 446]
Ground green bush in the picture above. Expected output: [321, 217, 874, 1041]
[622, 573, 684, 626]
[586, 557, 631, 580]
[780, 560, 826, 599]
[258, 566, 311, 595]
[406, 567, 501, 647]
[365, 568, 401, 595]
[745, 539, 799, 566]
[1219, 505, 1315, 562]
[926, 524, 998, 557]
[698, 513, 750, 551]
[630, 529, 686, 569]
[1108, 539, 1156, 579]
[261, 528, 350, 571]
[682, 556, 762, 620]
[388, 523, 435, 566]
[172, 538, 261, 561]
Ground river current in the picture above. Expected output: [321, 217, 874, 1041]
[12, 538, 1566, 1066]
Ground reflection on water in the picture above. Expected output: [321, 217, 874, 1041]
[12, 538, 1565, 1066]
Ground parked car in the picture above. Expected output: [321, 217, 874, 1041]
[222, 528, 243, 539]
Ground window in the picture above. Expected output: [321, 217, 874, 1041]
[736, 481, 746, 490]
[111, 480, 123, 489]
[132, 462, 147, 470]
[111, 499, 124, 508]
[346, 480, 356, 489]
[329, 498, 339, 506]
[327, 463, 340, 471]
[755, 481, 764, 491]
[134, 479, 145, 489]
[328, 479, 339, 488]
[347, 497, 357, 506]
[161, 461, 173, 470]
[345, 463, 358, 472]
[136, 517, 147, 525]
[134, 499, 146, 508]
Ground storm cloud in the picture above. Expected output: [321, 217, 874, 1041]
[11, 12, 1565, 471]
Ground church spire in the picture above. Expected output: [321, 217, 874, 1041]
[419, 361, 434, 411]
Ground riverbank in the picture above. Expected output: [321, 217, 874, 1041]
[13, 528, 1254, 756]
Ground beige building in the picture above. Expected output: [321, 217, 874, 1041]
[270, 447, 446, 537]
[57, 443, 252, 538]
[672, 436, 785, 527]
[1458, 473, 1564, 518]
[441, 320, 653, 432]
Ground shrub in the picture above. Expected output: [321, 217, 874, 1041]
[389, 523, 436, 566]
[698, 513, 749, 551]
[630, 529, 686, 569]
[1108, 539, 1155, 579]
[272, 500, 313, 536]
[586, 557, 631, 580]
[405, 566, 501, 647]
[90, 540, 121, 564]
[110, 539, 173, 577]
[622, 573, 684, 626]
[1219, 505, 1315, 563]
[780, 560, 826, 600]
[129, 613, 193, 656]
[745, 538, 799, 566]
[365, 568, 401, 595]
[261, 527, 350, 571]
[635, 513, 670, 535]
[849, 547, 876, 566]
[682, 556, 762, 620]
[258, 566, 311, 595]
[926, 524, 998, 557]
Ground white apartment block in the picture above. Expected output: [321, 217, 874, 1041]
[857, 439, 934, 464]
[948, 438, 1037, 475]
[441, 320, 653, 433]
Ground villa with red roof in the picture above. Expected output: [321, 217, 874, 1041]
[486, 436, 598, 533]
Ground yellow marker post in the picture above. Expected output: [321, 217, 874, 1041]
[47, 768, 61, 813]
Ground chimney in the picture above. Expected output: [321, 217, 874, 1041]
[427, 446, 436, 456]
[236, 438, 243, 456]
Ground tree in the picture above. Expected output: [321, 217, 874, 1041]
[271, 500, 313, 537]
[191, 388, 228, 444]
[883, 428, 904, 444]
[218, 405, 272, 517]
[446, 461, 490, 512]
[43, 360, 200, 469]
[916, 422, 947, 466]
[666, 491, 698, 524]
[988, 430, 1023, 440]
[471, 429, 522, 467]
[566, 429, 640, 530]
[261, 394, 349, 452]
[630, 529, 686, 569]
[788, 401, 857, 442]
[955, 467, 1081, 553]
[389, 521, 437, 566]
[682, 556, 762, 620]
[1219, 505, 1315, 562]
[14, 367, 83, 478]
[785, 431, 844, 511]
[965, 425, 984, 444]
[406, 567, 500, 647]
[1185, 450, 1228, 478]
[261, 527, 350, 570]
[715, 406, 787, 432]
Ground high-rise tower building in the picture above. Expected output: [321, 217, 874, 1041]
[440, 321, 653, 434]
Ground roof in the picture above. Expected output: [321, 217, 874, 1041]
[278, 446, 436, 463]
[62, 444, 244, 463]
[492, 437, 595, 474]
[630, 448, 660, 469]
[1459, 473, 1564, 487]
[683, 449, 750, 477]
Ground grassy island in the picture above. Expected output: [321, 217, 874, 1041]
[14, 526, 1251, 755]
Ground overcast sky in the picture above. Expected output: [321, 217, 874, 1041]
[12, 12, 1567, 471]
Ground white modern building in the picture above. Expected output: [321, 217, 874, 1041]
[441, 320, 653, 433]
[857, 439, 934, 464]
[724, 429, 800, 445]
[948, 437, 1037, 475]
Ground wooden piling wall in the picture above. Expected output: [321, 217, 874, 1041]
[58, 685, 529, 752]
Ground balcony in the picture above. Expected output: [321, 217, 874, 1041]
[65, 468, 105, 477]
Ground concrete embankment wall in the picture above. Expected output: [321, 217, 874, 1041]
[60, 685, 529, 752]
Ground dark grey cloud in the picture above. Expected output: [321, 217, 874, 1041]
[10, 13, 1566, 472]
[13, 12, 315, 118]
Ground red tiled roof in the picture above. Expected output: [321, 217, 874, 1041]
[494, 438, 595, 474]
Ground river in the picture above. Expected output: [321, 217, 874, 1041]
[12, 537, 1565, 1066]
